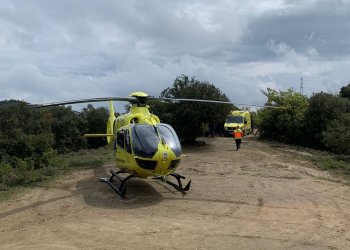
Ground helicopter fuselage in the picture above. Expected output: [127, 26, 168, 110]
[112, 104, 182, 178]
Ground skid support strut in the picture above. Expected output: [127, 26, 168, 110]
[154, 173, 191, 193]
[100, 170, 135, 198]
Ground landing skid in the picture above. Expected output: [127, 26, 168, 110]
[100, 170, 191, 198]
[153, 173, 191, 193]
[100, 170, 135, 198]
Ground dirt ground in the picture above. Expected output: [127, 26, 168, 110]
[0, 136, 350, 250]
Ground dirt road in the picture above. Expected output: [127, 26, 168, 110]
[0, 137, 349, 249]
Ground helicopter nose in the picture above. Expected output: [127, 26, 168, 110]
[160, 150, 180, 171]
[161, 152, 168, 163]
[156, 146, 176, 174]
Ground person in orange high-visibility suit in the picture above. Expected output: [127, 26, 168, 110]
[233, 126, 243, 150]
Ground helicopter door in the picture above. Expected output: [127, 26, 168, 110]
[124, 129, 133, 165]
[115, 129, 127, 166]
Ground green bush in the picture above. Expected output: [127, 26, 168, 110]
[258, 88, 308, 144]
[0, 162, 13, 184]
[0, 152, 67, 189]
[304, 92, 347, 148]
[322, 114, 350, 155]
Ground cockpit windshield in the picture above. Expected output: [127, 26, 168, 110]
[156, 123, 182, 157]
[131, 123, 182, 158]
[226, 116, 244, 123]
[131, 124, 160, 158]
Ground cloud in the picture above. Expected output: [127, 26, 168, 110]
[0, 0, 349, 111]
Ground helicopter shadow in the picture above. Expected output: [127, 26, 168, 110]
[75, 166, 164, 209]
[0, 167, 164, 221]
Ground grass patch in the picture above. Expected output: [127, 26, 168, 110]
[315, 157, 348, 171]
[64, 147, 114, 169]
[0, 187, 27, 202]
[310, 152, 349, 170]
[262, 140, 350, 182]
[310, 153, 350, 181]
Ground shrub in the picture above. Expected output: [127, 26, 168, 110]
[322, 114, 350, 155]
[304, 92, 347, 148]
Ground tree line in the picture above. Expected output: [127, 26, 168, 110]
[152, 76, 349, 156]
[1, 76, 349, 189]
[0, 102, 109, 189]
[255, 83, 350, 155]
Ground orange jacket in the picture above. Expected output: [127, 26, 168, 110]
[233, 129, 243, 139]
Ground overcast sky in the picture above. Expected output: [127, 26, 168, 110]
[1, 0, 349, 111]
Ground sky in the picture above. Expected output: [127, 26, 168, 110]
[1, 0, 349, 111]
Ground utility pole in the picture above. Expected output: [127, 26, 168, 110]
[300, 77, 303, 94]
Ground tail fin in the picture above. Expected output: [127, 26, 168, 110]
[106, 101, 116, 144]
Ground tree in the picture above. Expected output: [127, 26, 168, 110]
[322, 113, 350, 155]
[80, 104, 109, 148]
[0, 100, 60, 186]
[152, 75, 234, 143]
[340, 83, 350, 99]
[0, 101, 53, 161]
[47, 106, 86, 153]
[304, 92, 347, 148]
[258, 88, 308, 143]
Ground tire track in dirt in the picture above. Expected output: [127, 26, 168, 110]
[286, 180, 350, 249]
[307, 183, 350, 244]
[306, 198, 324, 244]
[330, 196, 350, 241]
[237, 139, 342, 248]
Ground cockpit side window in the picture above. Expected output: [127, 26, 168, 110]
[117, 130, 125, 149]
[125, 129, 132, 153]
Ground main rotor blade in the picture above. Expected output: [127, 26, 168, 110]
[29, 95, 284, 109]
[30, 96, 136, 108]
[149, 97, 282, 109]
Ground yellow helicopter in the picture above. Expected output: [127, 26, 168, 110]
[32, 91, 279, 197]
